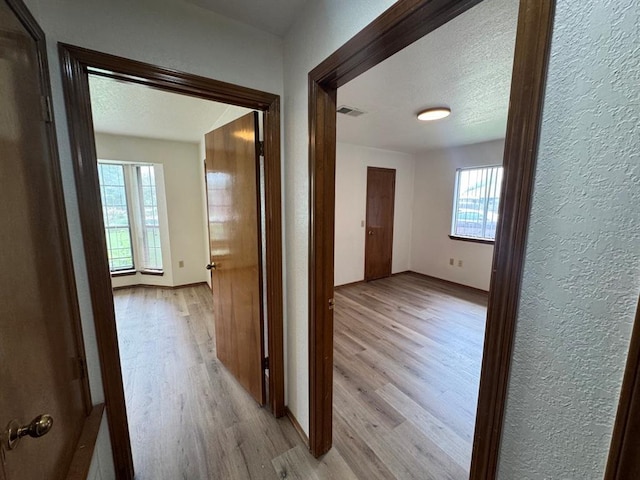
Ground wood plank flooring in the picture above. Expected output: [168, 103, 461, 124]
[333, 273, 487, 480]
[113, 273, 485, 479]
[114, 284, 353, 479]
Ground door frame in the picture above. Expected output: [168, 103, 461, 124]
[364, 167, 396, 281]
[59, 44, 285, 480]
[308, 2, 555, 480]
[4, 0, 92, 411]
[605, 297, 640, 478]
[4, 0, 100, 478]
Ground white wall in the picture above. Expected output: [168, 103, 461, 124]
[497, 1, 640, 477]
[334, 142, 414, 286]
[23, 0, 284, 476]
[411, 140, 502, 291]
[285, 4, 640, 477]
[24, 0, 640, 476]
[283, 0, 397, 435]
[95, 133, 208, 288]
[86, 415, 115, 480]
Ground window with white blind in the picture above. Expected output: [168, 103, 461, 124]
[98, 161, 164, 273]
[451, 165, 503, 241]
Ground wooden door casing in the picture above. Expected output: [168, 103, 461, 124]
[0, 1, 90, 479]
[605, 297, 640, 479]
[364, 167, 396, 281]
[60, 44, 285, 478]
[308, 0, 556, 469]
[205, 112, 265, 405]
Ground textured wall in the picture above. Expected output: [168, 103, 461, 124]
[498, 1, 640, 477]
[411, 141, 502, 291]
[283, 0, 398, 432]
[334, 143, 415, 286]
[23, 1, 283, 477]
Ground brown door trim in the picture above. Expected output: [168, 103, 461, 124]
[308, 4, 555, 480]
[59, 44, 285, 479]
[605, 297, 640, 479]
[5, 1, 95, 477]
[6, 0, 92, 412]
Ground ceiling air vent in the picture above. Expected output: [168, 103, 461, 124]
[337, 105, 366, 117]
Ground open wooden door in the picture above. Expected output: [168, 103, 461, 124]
[204, 112, 265, 405]
[364, 167, 396, 281]
[0, 1, 90, 479]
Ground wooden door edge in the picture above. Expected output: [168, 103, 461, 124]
[6, 0, 93, 416]
[604, 297, 640, 479]
[469, 1, 555, 477]
[66, 403, 105, 480]
[58, 44, 285, 479]
[262, 101, 286, 417]
[308, 1, 556, 473]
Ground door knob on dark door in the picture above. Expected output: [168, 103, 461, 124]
[6, 414, 53, 450]
[368, 230, 374, 235]
[206, 263, 217, 270]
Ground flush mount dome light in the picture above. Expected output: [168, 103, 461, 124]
[417, 107, 451, 121]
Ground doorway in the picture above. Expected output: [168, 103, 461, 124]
[60, 44, 285, 479]
[308, 2, 555, 480]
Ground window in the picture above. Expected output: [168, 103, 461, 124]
[98, 163, 134, 271]
[98, 161, 163, 273]
[451, 165, 503, 241]
[136, 165, 162, 270]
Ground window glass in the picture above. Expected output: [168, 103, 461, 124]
[452, 165, 503, 240]
[98, 163, 134, 270]
[98, 161, 163, 272]
[137, 165, 162, 270]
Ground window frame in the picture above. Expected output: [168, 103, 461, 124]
[450, 164, 503, 244]
[98, 162, 136, 272]
[133, 164, 163, 272]
[98, 160, 165, 275]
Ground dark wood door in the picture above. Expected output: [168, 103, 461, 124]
[204, 112, 265, 405]
[364, 167, 396, 281]
[0, 1, 89, 479]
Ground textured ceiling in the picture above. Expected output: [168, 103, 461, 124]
[88, 75, 251, 143]
[337, 0, 519, 153]
[183, 0, 308, 36]
[89, 0, 517, 150]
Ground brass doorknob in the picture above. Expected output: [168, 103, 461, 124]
[206, 263, 217, 270]
[6, 414, 53, 450]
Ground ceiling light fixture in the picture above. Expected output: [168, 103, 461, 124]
[417, 107, 451, 121]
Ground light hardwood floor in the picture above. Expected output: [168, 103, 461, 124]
[113, 273, 485, 479]
[333, 273, 487, 480]
[114, 284, 354, 479]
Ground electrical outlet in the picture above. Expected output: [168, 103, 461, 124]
[449, 258, 454, 266]
[458, 260, 463, 267]
[179, 260, 184, 268]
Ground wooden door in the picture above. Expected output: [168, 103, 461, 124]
[0, 1, 89, 479]
[364, 167, 396, 281]
[204, 112, 265, 404]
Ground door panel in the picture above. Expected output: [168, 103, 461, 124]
[0, 2, 88, 479]
[364, 167, 396, 281]
[205, 112, 265, 404]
